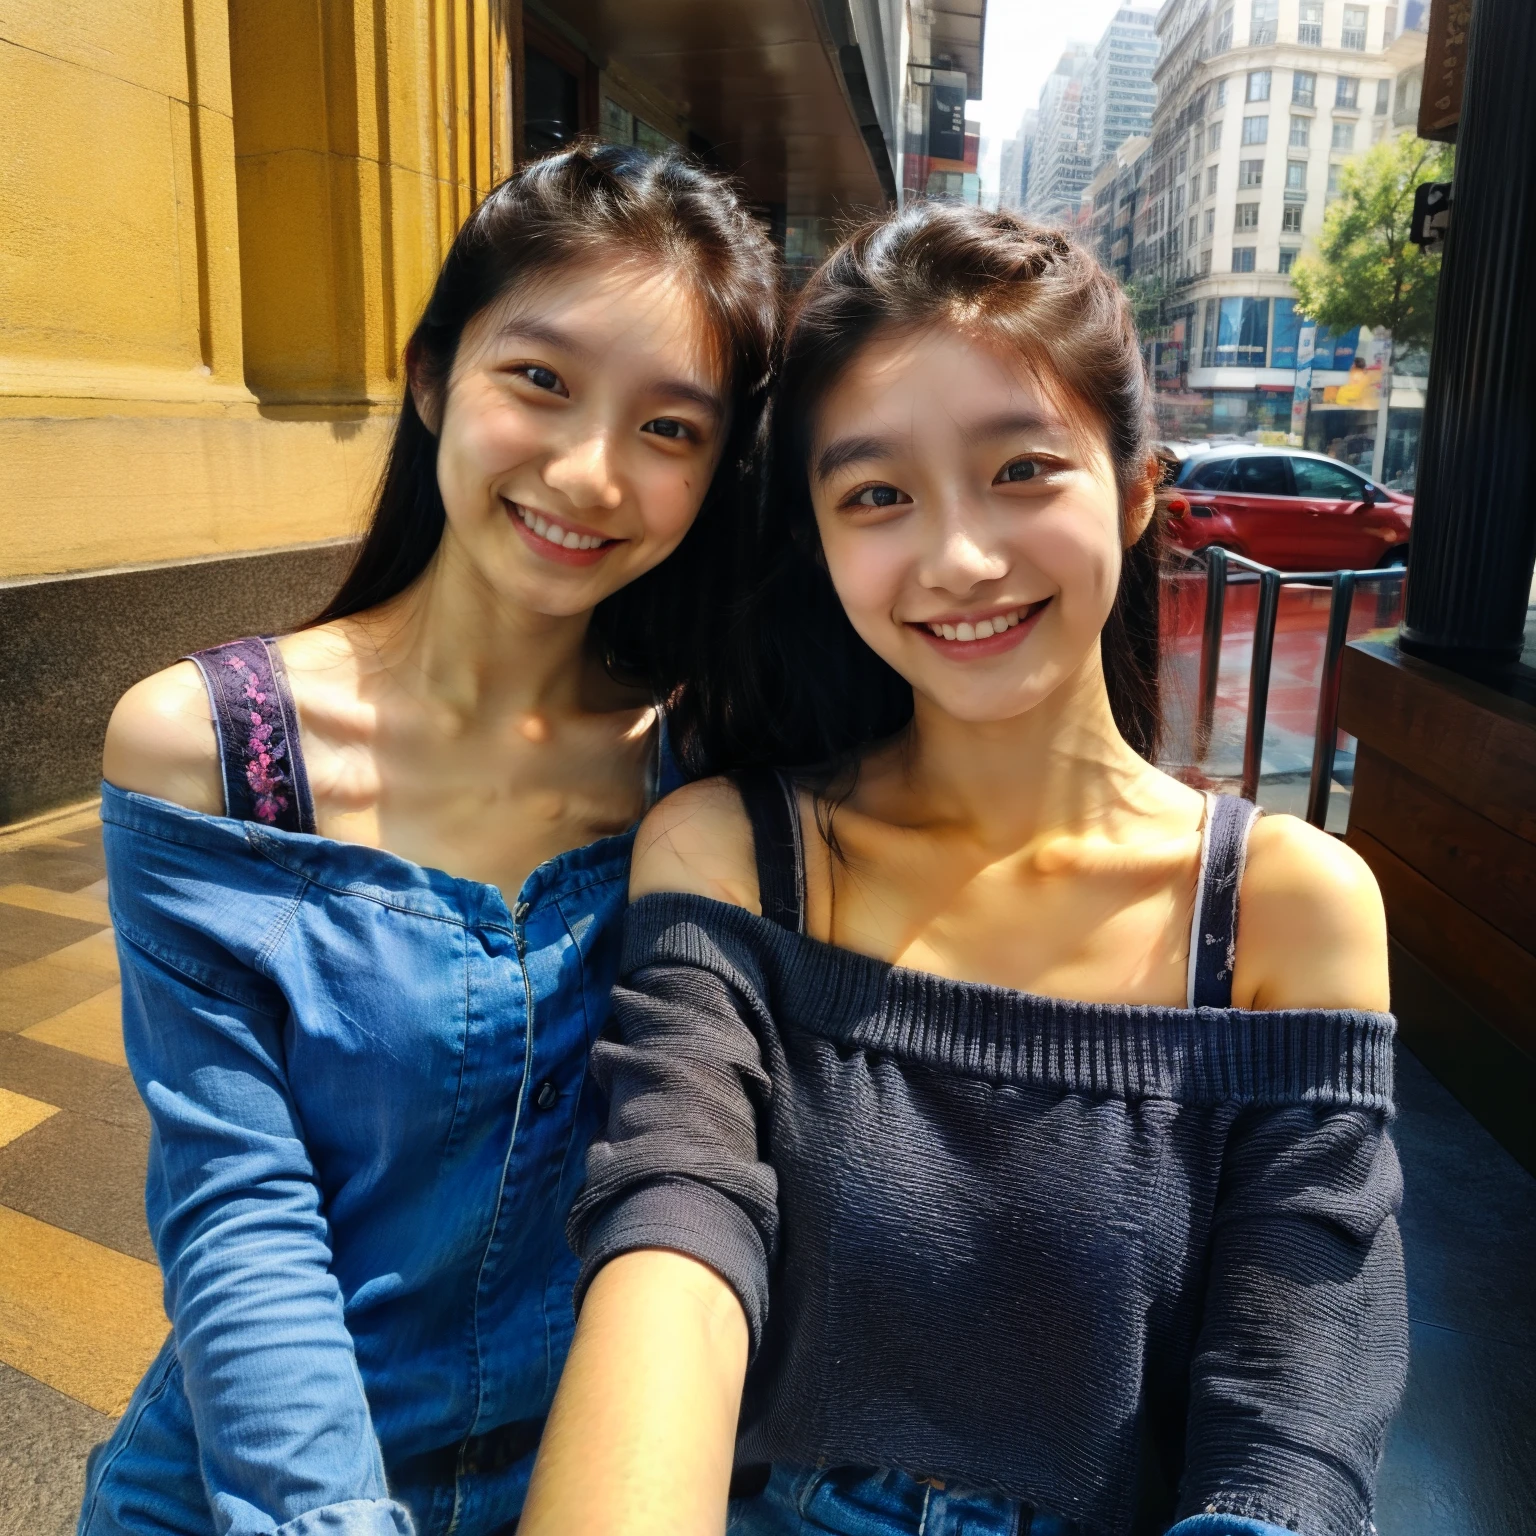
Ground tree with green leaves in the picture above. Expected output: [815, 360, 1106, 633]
[1291, 133, 1454, 478]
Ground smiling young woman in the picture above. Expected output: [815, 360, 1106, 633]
[81, 145, 776, 1536]
[520, 204, 1405, 1536]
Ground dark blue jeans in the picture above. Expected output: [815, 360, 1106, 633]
[726, 1465, 1076, 1536]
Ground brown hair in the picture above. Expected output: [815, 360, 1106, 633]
[675, 200, 1163, 776]
[314, 141, 779, 704]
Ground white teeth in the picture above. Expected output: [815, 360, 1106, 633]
[927, 608, 1029, 643]
[517, 505, 605, 551]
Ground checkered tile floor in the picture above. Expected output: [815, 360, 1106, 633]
[0, 805, 167, 1536]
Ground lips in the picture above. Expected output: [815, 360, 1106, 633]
[910, 598, 1052, 659]
[506, 500, 620, 567]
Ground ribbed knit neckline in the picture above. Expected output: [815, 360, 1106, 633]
[624, 891, 1397, 1112]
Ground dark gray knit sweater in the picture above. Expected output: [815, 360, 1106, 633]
[569, 781, 1407, 1536]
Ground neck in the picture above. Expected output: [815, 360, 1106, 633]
[356, 528, 596, 718]
[898, 650, 1153, 847]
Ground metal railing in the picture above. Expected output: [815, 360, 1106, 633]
[1182, 548, 1407, 826]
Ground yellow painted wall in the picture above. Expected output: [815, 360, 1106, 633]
[1, 0, 516, 580]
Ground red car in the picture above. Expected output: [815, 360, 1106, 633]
[1162, 446, 1412, 571]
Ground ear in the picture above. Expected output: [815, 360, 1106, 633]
[1123, 453, 1160, 548]
[406, 342, 443, 436]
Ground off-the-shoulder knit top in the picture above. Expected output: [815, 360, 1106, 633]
[569, 770, 1407, 1536]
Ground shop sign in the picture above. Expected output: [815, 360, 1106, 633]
[1291, 324, 1316, 439]
[929, 73, 968, 162]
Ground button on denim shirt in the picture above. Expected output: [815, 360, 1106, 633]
[81, 782, 643, 1536]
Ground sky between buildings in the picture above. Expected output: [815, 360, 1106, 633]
[973, 0, 1139, 205]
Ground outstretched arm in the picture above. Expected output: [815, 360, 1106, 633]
[523, 777, 774, 1536]
[520, 1250, 749, 1536]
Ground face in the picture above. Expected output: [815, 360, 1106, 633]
[419, 257, 728, 617]
[808, 324, 1151, 725]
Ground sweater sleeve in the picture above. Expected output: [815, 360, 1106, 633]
[566, 909, 780, 1352]
[1176, 1102, 1409, 1536]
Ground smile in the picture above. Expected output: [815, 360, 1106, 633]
[911, 599, 1051, 658]
[511, 503, 613, 551]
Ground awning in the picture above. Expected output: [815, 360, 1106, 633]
[553, 0, 890, 216]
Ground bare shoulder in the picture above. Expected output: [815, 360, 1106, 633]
[1232, 812, 1390, 1012]
[102, 661, 223, 815]
[630, 776, 760, 911]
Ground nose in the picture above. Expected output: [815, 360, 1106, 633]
[917, 498, 1008, 596]
[542, 425, 624, 514]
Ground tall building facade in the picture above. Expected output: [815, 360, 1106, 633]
[1139, 0, 1428, 457]
[999, 110, 1038, 210]
[1087, 5, 1161, 169]
[1023, 45, 1094, 221]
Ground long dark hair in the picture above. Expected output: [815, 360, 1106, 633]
[314, 142, 779, 705]
[675, 201, 1163, 778]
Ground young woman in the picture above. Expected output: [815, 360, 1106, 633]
[520, 205, 1407, 1536]
[80, 145, 775, 1536]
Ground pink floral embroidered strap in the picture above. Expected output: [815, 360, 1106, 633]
[185, 637, 316, 834]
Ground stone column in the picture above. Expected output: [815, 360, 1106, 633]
[1398, 0, 1536, 666]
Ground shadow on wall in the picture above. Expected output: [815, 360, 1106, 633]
[0, 541, 358, 826]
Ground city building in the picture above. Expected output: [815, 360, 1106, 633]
[999, 110, 1038, 211]
[900, 0, 988, 206]
[1086, 5, 1162, 170]
[1083, 134, 1150, 280]
[1, 0, 975, 827]
[1134, 0, 1429, 462]
[1023, 44, 1094, 221]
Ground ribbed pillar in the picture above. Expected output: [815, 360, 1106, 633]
[1399, 0, 1536, 665]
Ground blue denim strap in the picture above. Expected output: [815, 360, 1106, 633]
[1189, 794, 1261, 1008]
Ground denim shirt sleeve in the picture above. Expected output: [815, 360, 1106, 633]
[107, 813, 414, 1536]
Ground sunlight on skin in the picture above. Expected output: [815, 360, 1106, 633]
[635, 321, 1389, 1014]
[105, 257, 727, 904]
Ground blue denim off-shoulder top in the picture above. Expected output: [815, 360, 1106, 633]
[80, 636, 682, 1536]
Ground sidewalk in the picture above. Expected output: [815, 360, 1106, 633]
[0, 804, 1531, 1533]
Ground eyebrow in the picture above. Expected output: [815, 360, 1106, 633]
[814, 433, 898, 482]
[496, 318, 591, 360]
[648, 378, 726, 419]
[964, 408, 1066, 443]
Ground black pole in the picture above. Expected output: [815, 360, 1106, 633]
[1398, 0, 1536, 666]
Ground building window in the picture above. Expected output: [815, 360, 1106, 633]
[1231, 246, 1258, 273]
[1332, 119, 1356, 150]
[1189, 214, 1200, 244]
[1174, 183, 1186, 215]
[1290, 115, 1311, 147]
[1248, 70, 1272, 103]
[1282, 204, 1304, 231]
[1251, 0, 1278, 46]
[1286, 160, 1308, 190]
[1201, 248, 1214, 274]
[1341, 4, 1368, 48]
[1215, 8, 1234, 51]
[1242, 115, 1269, 144]
[1279, 247, 1300, 273]
[1293, 71, 1317, 107]
[1208, 121, 1224, 152]
[1327, 163, 1343, 196]
[1336, 76, 1359, 108]
[1207, 166, 1220, 196]
[1192, 127, 1203, 156]
[1375, 78, 1391, 115]
[1205, 207, 1217, 235]
[1385, 6, 1398, 42]
[1241, 158, 1265, 187]
[1298, 1, 1323, 46]
[1177, 148, 1188, 176]
[1215, 79, 1228, 109]
[1235, 202, 1260, 230]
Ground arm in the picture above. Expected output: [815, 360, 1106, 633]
[520, 1250, 748, 1536]
[104, 681, 407, 1534]
[1177, 815, 1407, 1535]
[522, 780, 773, 1536]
